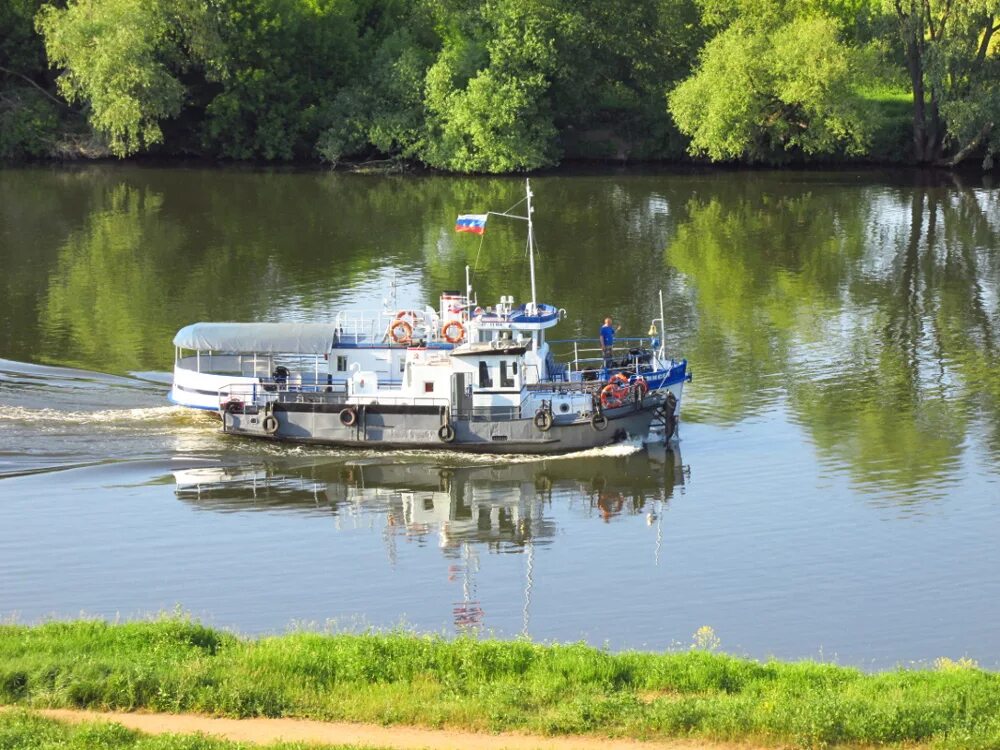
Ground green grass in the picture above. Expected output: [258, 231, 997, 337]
[0, 709, 385, 749]
[856, 83, 914, 162]
[2, 618, 1000, 749]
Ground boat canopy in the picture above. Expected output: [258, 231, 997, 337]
[173, 322, 339, 355]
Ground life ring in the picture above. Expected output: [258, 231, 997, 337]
[600, 383, 625, 409]
[389, 319, 413, 344]
[442, 320, 465, 343]
[262, 414, 278, 434]
[610, 372, 629, 387]
[395, 310, 421, 325]
[533, 409, 553, 432]
[590, 412, 608, 431]
[438, 423, 456, 442]
[339, 407, 357, 427]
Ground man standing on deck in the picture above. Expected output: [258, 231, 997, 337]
[600, 317, 620, 365]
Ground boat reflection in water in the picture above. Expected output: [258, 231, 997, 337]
[173, 448, 687, 631]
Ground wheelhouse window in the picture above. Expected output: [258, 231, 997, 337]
[478, 361, 493, 388]
[336, 355, 348, 372]
[500, 360, 515, 388]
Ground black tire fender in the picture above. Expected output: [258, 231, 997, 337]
[262, 414, 279, 434]
[438, 423, 456, 443]
[533, 409, 553, 432]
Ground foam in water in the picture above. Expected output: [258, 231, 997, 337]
[0, 405, 206, 426]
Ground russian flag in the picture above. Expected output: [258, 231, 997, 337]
[455, 214, 488, 235]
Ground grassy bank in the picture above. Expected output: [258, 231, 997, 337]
[0, 709, 375, 750]
[2, 619, 999, 749]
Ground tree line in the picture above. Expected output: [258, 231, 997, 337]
[1, 0, 998, 171]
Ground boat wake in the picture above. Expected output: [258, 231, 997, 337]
[0, 405, 210, 427]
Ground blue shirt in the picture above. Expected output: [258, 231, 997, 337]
[600, 324, 615, 346]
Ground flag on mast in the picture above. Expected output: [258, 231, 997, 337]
[455, 214, 488, 235]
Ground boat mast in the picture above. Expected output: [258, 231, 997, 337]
[526, 178, 537, 314]
[658, 288, 666, 360]
[484, 178, 538, 313]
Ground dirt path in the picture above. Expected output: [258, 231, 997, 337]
[10, 707, 761, 750]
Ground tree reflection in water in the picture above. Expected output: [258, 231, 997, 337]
[666, 173, 1000, 495]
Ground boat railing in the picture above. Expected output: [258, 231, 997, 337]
[333, 309, 443, 345]
[217, 380, 346, 409]
[357, 394, 451, 408]
[547, 336, 671, 379]
[177, 352, 332, 383]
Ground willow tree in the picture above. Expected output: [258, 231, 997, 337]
[668, 15, 878, 162]
[888, 0, 1000, 166]
[36, 0, 223, 157]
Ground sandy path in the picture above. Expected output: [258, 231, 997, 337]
[9, 707, 759, 750]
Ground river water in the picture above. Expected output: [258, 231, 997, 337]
[1, 165, 998, 670]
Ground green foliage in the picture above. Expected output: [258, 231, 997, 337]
[36, 0, 222, 156]
[1, 0, 61, 158]
[1, 0, 47, 73]
[15, 0, 1000, 168]
[316, 18, 437, 164]
[202, 0, 360, 160]
[669, 15, 879, 162]
[0, 87, 58, 159]
[886, 0, 1000, 165]
[421, 0, 559, 172]
[5, 618, 1000, 748]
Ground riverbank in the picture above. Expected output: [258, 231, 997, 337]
[1, 619, 998, 749]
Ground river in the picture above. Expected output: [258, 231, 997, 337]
[1, 164, 998, 670]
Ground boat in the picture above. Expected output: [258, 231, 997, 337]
[169, 180, 691, 454]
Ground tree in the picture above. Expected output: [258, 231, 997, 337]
[201, 0, 360, 161]
[1, 0, 61, 159]
[420, 0, 560, 172]
[36, 0, 223, 156]
[668, 15, 878, 162]
[888, 0, 1000, 166]
[316, 5, 439, 165]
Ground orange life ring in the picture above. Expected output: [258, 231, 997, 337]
[395, 309, 420, 324]
[600, 383, 625, 409]
[442, 320, 465, 343]
[610, 372, 629, 387]
[390, 319, 413, 344]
